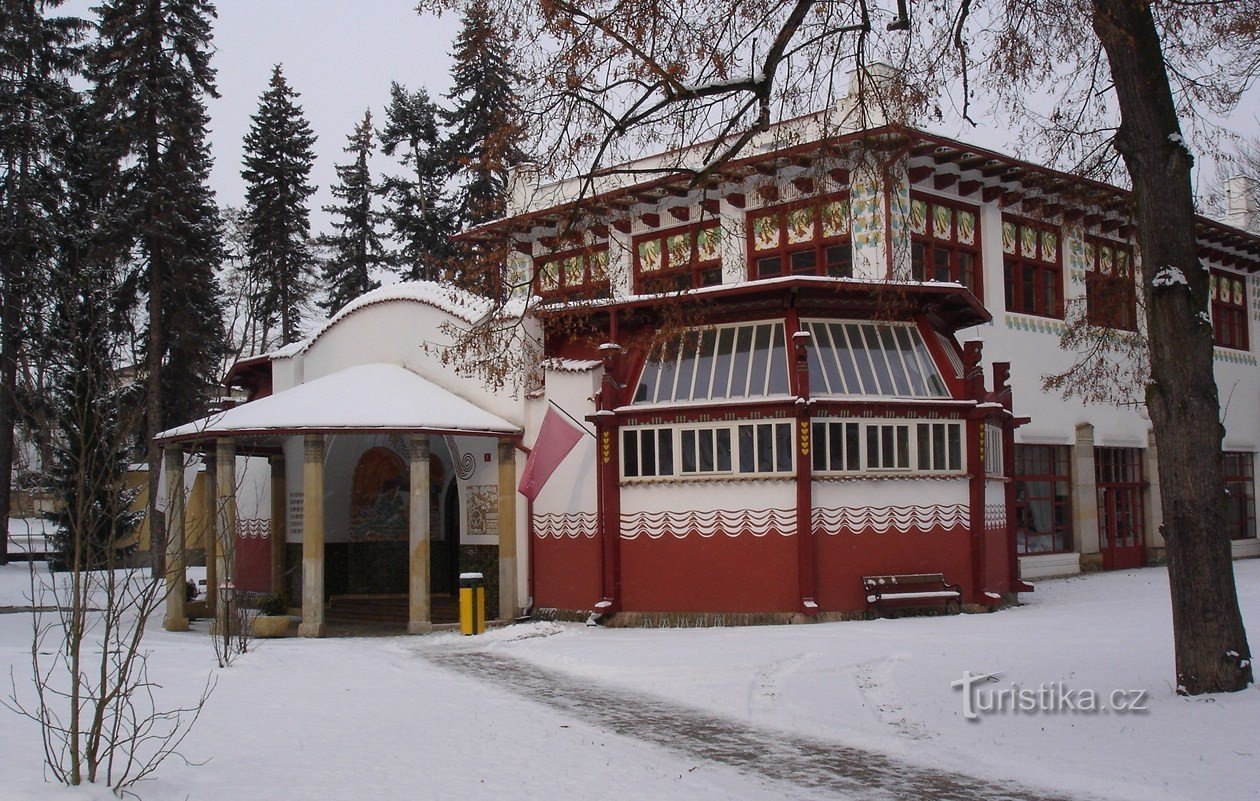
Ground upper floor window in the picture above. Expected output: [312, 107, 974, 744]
[1211, 269, 1249, 351]
[748, 193, 851, 280]
[811, 418, 963, 475]
[1084, 236, 1137, 331]
[802, 320, 950, 398]
[909, 194, 981, 299]
[635, 221, 723, 294]
[633, 321, 790, 405]
[1002, 216, 1063, 318]
[535, 244, 610, 300]
[621, 421, 793, 480]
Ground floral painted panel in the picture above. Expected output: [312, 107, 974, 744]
[956, 210, 976, 245]
[638, 239, 662, 272]
[821, 200, 850, 238]
[1002, 221, 1018, 254]
[667, 232, 692, 265]
[1021, 226, 1038, 259]
[697, 226, 721, 261]
[1041, 231, 1058, 263]
[590, 250, 609, 281]
[752, 213, 782, 251]
[787, 207, 815, 244]
[932, 204, 953, 240]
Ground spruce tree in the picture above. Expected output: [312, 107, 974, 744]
[443, 0, 524, 230]
[242, 64, 317, 346]
[380, 82, 454, 282]
[319, 110, 385, 315]
[88, 0, 226, 572]
[0, 0, 85, 564]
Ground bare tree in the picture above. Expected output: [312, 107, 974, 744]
[424, 0, 1258, 694]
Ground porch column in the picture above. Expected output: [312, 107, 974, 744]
[1072, 423, 1102, 568]
[408, 435, 432, 634]
[215, 438, 237, 628]
[497, 438, 519, 620]
[298, 434, 326, 637]
[162, 446, 189, 631]
[269, 455, 287, 595]
[203, 456, 217, 618]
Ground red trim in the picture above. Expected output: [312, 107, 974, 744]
[787, 309, 817, 614]
[744, 190, 852, 281]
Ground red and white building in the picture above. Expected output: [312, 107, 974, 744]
[154, 102, 1260, 632]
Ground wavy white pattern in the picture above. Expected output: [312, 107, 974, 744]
[236, 518, 270, 540]
[811, 504, 970, 535]
[620, 508, 797, 540]
[533, 512, 598, 539]
[984, 504, 1008, 531]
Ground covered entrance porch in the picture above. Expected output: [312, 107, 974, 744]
[155, 363, 522, 636]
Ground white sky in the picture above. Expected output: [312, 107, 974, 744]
[57, 2, 1260, 235]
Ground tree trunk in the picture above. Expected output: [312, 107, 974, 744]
[1093, 0, 1253, 694]
[0, 254, 23, 567]
[144, 0, 165, 579]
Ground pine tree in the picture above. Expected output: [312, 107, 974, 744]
[380, 82, 454, 282]
[242, 64, 317, 345]
[443, 0, 524, 230]
[88, 0, 227, 572]
[0, 0, 85, 565]
[319, 110, 385, 315]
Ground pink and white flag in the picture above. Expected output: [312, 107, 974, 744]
[518, 407, 586, 501]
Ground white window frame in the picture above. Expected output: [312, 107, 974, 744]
[679, 425, 735, 476]
[633, 320, 790, 405]
[802, 319, 950, 399]
[812, 417, 966, 476]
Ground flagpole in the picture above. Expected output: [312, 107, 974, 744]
[548, 400, 596, 438]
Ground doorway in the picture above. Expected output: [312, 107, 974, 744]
[1096, 447, 1146, 570]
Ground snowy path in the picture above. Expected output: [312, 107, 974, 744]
[420, 644, 1098, 801]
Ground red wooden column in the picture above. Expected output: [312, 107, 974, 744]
[962, 341, 987, 607]
[594, 341, 623, 615]
[787, 309, 818, 615]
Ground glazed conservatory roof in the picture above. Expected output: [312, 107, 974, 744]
[155, 363, 519, 444]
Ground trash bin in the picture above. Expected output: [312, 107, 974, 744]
[459, 572, 485, 636]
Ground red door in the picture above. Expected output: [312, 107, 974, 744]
[1095, 447, 1146, 570]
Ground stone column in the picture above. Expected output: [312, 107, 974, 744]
[215, 438, 237, 629]
[269, 455, 287, 596]
[408, 434, 432, 634]
[1072, 423, 1102, 568]
[162, 446, 189, 631]
[497, 438, 519, 620]
[298, 434, 326, 638]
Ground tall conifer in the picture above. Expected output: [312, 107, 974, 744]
[443, 0, 524, 229]
[88, 0, 226, 570]
[242, 65, 317, 346]
[380, 82, 454, 281]
[319, 110, 385, 315]
[0, 0, 85, 564]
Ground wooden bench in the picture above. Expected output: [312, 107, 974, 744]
[862, 573, 962, 618]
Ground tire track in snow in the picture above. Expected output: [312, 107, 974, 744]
[421, 646, 1101, 801]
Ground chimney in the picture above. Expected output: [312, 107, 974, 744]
[507, 162, 542, 216]
[1224, 175, 1256, 232]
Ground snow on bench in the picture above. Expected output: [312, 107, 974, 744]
[862, 573, 962, 618]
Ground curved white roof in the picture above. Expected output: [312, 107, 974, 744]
[156, 363, 519, 443]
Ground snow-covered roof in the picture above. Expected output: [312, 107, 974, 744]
[156, 363, 519, 442]
[542, 358, 602, 373]
[270, 281, 501, 360]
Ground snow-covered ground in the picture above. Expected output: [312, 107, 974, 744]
[0, 559, 1257, 800]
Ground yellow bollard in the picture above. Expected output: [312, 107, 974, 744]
[459, 572, 485, 635]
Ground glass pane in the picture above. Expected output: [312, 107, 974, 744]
[878, 326, 911, 395]
[812, 423, 826, 471]
[748, 324, 772, 396]
[896, 327, 928, 396]
[692, 328, 717, 400]
[948, 425, 962, 470]
[846, 324, 877, 395]
[738, 425, 755, 472]
[847, 423, 860, 470]
[757, 424, 774, 472]
[863, 325, 895, 394]
[933, 424, 946, 470]
[830, 423, 846, 471]
[776, 423, 793, 472]
[756, 256, 781, 278]
[767, 324, 789, 395]
[657, 429, 673, 475]
[917, 424, 930, 470]
[681, 429, 697, 473]
[712, 327, 735, 399]
[641, 431, 657, 476]
[699, 428, 714, 472]
[673, 330, 699, 402]
[806, 324, 831, 394]
[716, 429, 732, 472]
[623, 430, 639, 477]
[635, 361, 659, 403]
[896, 426, 909, 468]
[731, 326, 753, 397]
[790, 249, 817, 273]
[866, 425, 880, 468]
